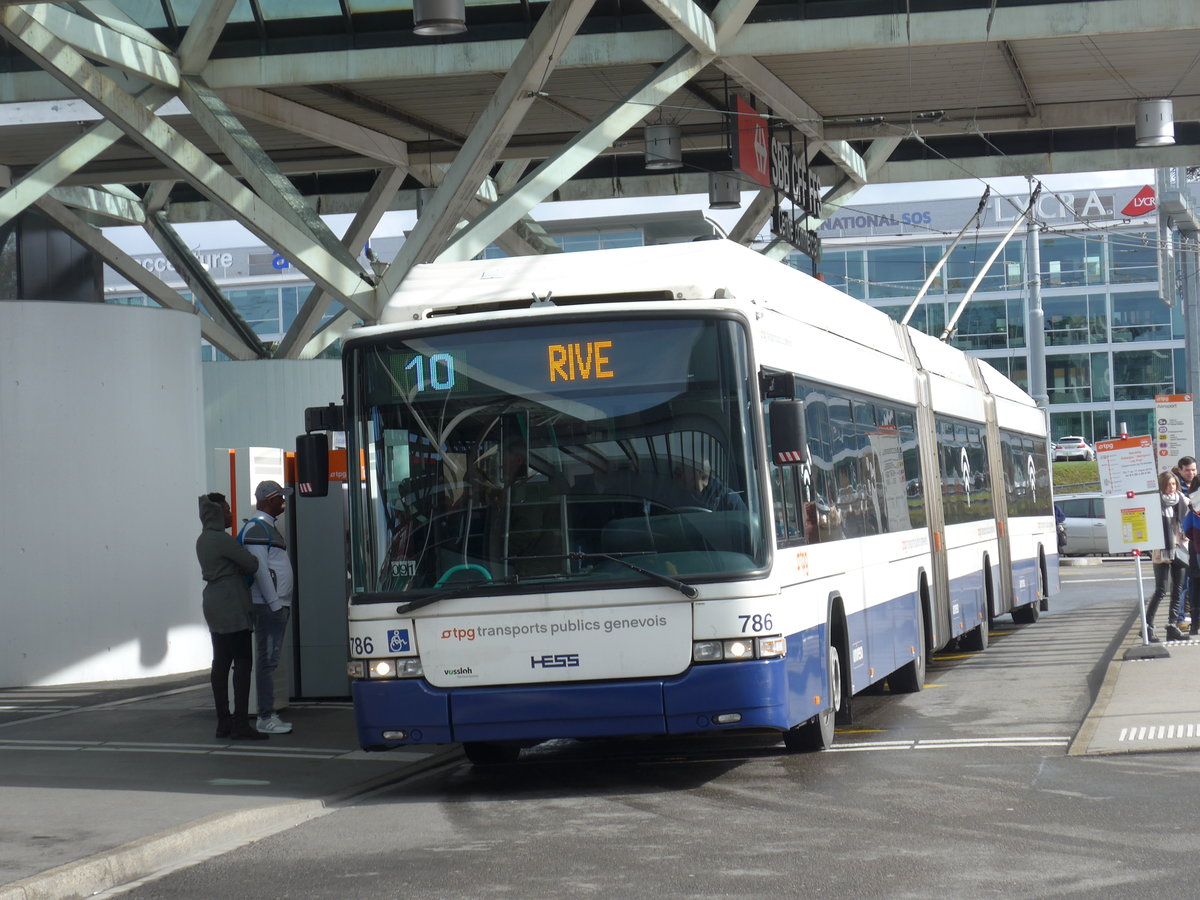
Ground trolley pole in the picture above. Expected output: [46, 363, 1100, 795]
[1025, 181, 1048, 411]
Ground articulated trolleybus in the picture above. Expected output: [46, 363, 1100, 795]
[331, 240, 1058, 763]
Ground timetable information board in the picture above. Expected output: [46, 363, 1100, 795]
[1095, 435, 1157, 495]
[1154, 394, 1194, 465]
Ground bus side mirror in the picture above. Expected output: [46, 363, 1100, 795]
[769, 399, 807, 465]
[296, 432, 329, 497]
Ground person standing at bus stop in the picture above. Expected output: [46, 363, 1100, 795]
[1147, 470, 1189, 642]
[241, 480, 295, 735]
[196, 493, 268, 740]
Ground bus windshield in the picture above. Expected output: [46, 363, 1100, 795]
[345, 315, 766, 599]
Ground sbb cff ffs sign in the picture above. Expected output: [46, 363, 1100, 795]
[733, 96, 820, 218]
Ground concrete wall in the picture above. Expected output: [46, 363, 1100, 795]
[0, 303, 208, 686]
[201, 360, 342, 492]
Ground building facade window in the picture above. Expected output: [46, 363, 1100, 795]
[1109, 231, 1157, 283]
[1111, 290, 1175, 343]
[1044, 293, 1107, 345]
[1046, 352, 1110, 404]
[1040, 233, 1105, 287]
[948, 297, 1026, 351]
[867, 245, 945, 299]
[816, 249, 866, 299]
[946, 239, 1023, 293]
[1112, 348, 1176, 401]
[875, 299, 946, 337]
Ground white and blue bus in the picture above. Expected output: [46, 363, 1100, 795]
[328, 240, 1058, 762]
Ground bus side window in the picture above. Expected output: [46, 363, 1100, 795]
[766, 402, 806, 545]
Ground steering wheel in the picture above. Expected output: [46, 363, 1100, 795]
[435, 563, 493, 586]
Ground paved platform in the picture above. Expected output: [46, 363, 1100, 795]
[0, 675, 454, 900]
[3, 610, 1200, 900]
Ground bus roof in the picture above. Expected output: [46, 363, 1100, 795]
[379, 240, 819, 325]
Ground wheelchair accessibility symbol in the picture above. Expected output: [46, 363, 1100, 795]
[388, 629, 410, 653]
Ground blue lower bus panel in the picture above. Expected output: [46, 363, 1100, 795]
[352, 656, 800, 750]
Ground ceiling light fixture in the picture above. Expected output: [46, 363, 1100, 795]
[644, 124, 682, 170]
[708, 172, 741, 209]
[1135, 98, 1175, 147]
[413, 0, 466, 36]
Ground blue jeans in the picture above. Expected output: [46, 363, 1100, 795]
[253, 605, 290, 717]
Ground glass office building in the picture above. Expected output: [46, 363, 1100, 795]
[800, 183, 1188, 443]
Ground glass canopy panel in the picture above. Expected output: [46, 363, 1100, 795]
[165, 0, 257, 25]
[109, 0, 169, 29]
[256, 0, 344, 18]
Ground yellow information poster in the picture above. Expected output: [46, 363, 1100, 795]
[1121, 506, 1149, 544]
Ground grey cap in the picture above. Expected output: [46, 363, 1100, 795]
[254, 480, 292, 503]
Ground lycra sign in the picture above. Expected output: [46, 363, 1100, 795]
[732, 96, 820, 218]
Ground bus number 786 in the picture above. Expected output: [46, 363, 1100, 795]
[738, 614, 773, 633]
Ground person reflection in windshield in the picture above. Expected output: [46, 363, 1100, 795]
[674, 458, 746, 511]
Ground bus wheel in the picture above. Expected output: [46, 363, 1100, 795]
[1012, 600, 1040, 624]
[783, 642, 841, 752]
[462, 741, 521, 765]
[890, 607, 926, 693]
[961, 614, 988, 651]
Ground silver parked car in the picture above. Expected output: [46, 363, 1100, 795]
[1053, 435, 1096, 462]
[1057, 493, 1107, 555]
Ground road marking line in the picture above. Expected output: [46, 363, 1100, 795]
[1118, 723, 1200, 742]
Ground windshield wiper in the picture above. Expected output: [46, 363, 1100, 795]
[508, 549, 700, 600]
[394, 576, 519, 614]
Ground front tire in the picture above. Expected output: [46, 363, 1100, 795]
[784, 642, 841, 752]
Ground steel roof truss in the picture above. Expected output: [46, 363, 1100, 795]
[34, 194, 257, 359]
[0, 85, 172, 229]
[372, 0, 597, 310]
[218, 87, 410, 168]
[144, 209, 269, 356]
[641, 0, 716, 56]
[21, 3, 180, 89]
[178, 77, 369, 281]
[176, 0, 238, 74]
[0, 7, 377, 319]
[70, 1, 172, 53]
[49, 184, 145, 224]
[279, 166, 408, 359]
[437, 46, 711, 266]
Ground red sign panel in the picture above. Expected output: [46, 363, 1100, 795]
[1121, 185, 1156, 217]
[733, 96, 770, 188]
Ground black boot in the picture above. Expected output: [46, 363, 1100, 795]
[230, 658, 267, 740]
[211, 660, 233, 738]
[231, 717, 269, 740]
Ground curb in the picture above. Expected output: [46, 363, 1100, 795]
[0, 745, 462, 900]
[1066, 627, 1134, 756]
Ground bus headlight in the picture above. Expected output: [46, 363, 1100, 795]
[347, 660, 366, 679]
[692, 636, 786, 662]
[396, 658, 424, 678]
[723, 638, 755, 660]
[369, 659, 397, 679]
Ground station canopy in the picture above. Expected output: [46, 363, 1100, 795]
[0, 0, 1195, 359]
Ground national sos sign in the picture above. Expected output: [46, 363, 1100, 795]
[1121, 185, 1156, 217]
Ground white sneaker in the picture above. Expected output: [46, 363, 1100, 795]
[256, 713, 293, 734]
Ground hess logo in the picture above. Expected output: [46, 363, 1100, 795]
[1121, 185, 1156, 217]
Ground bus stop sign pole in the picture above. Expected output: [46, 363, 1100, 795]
[1125, 549, 1170, 660]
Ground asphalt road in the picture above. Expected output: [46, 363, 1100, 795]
[112, 563, 1200, 900]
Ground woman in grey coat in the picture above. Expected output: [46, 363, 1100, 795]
[196, 493, 267, 740]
